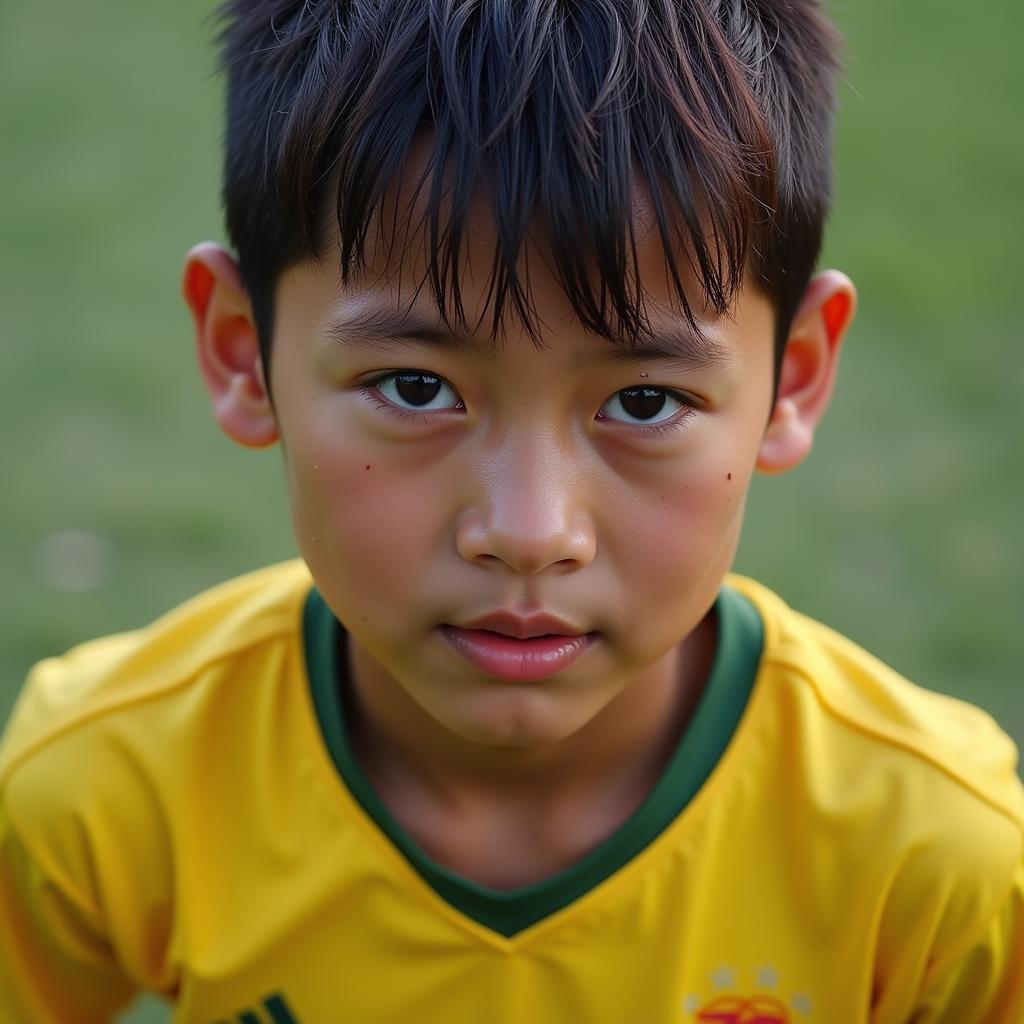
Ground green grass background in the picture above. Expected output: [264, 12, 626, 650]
[1, 2, 1020, 1020]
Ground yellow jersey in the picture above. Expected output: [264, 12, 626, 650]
[1, 562, 1022, 1023]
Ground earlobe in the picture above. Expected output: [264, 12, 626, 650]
[182, 242, 278, 449]
[756, 270, 856, 475]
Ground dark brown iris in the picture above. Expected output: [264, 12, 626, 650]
[395, 373, 442, 405]
[618, 386, 666, 420]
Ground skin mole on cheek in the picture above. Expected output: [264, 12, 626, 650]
[365, 464, 371, 470]
[727, 472, 732, 481]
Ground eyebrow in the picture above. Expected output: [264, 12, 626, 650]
[325, 303, 735, 371]
[325, 304, 478, 352]
[596, 323, 735, 372]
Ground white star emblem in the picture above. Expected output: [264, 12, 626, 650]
[756, 964, 780, 988]
[711, 965, 737, 990]
[793, 993, 814, 1015]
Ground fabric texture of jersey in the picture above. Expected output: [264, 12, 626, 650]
[1, 561, 1022, 1023]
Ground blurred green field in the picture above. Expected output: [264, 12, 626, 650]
[1, 2, 1020, 1021]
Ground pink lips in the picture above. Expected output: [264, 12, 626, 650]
[440, 612, 594, 682]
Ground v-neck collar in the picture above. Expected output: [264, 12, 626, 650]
[304, 585, 763, 937]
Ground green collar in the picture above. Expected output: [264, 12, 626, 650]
[304, 586, 762, 937]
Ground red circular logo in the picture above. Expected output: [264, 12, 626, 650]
[695, 994, 791, 1024]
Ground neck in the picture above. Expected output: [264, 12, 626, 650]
[344, 611, 718, 815]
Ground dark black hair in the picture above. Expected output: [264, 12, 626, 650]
[217, 0, 841, 379]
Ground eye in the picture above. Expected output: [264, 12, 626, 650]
[598, 386, 687, 426]
[371, 371, 463, 412]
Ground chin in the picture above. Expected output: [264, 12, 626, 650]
[446, 691, 586, 749]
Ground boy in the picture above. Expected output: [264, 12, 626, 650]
[1, 0, 1022, 1020]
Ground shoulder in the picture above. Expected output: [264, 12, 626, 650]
[727, 574, 1023, 900]
[729, 573, 1024, 828]
[0, 560, 313, 787]
[0, 560, 319, 970]
[727, 576, 1024, 981]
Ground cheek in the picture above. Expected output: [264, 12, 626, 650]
[610, 437, 754, 613]
[284, 434, 447, 615]
[649, 467, 744, 569]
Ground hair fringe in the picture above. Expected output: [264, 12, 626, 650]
[217, 0, 839, 370]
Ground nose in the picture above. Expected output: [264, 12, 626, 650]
[455, 440, 597, 575]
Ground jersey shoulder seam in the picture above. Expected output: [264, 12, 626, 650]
[0, 602, 304, 790]
[760, 650, 1024, 837]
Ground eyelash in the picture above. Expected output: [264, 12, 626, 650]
[359, 385, 444, 424]
[619, 401, 696, 436]
[360, 372, 697, 435]
[596, 388, 698, 435]
[358, 372, 462, 422]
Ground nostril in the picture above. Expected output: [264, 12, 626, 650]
[469, 552, 503, 567]
[454, 507, 597, 575]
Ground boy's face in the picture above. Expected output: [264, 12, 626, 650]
[275, 230, 764, 749]
[186, 184, 852, 751]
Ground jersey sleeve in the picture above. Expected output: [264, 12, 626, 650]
[913, 855, 1024, 1023]
[0, 788, 137, 1023]
[865, 753, 1024, 1024]
[870, 807, 1024, 1024]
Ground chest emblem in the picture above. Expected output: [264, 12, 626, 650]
[693, 994, 790, 1023]
[683, 966, 813, 1022]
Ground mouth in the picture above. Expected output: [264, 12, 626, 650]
[439, 625, 596, 682]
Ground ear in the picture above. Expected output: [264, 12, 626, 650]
[182, 242, 278, 449]
[756, 270, 856, 474]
